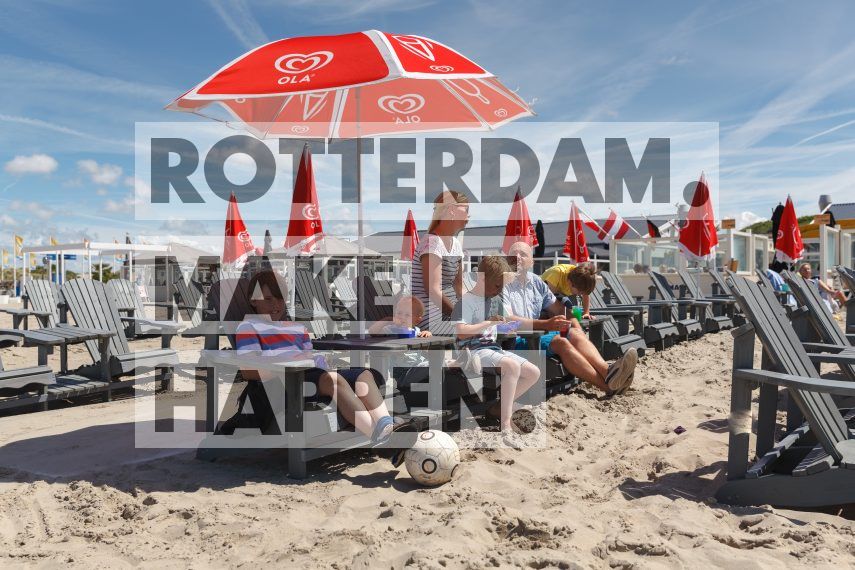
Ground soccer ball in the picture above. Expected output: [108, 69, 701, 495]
[404, 430, 460, 486]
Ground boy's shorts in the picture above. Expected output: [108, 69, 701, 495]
[473, 347, 530, 369]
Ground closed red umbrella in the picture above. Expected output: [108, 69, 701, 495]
[223, 192, 256, 266]
[775, 196, 804, 263]
[678, 174, 718, 261]
[502, 189, 538, 253]
[284, 144, 324, 253]
[401, 209, 420, 261]
[563, 201, 589, 263]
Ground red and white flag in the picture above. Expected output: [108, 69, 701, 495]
[285, 144, 324, 253]
[401, 209, 420, 261]
[774, 196, 804, 264]
[502, 189, 539, 253]
[563, 201, 589, 262]
[223, 192, 256, 266]
[598, 209, 636, 240]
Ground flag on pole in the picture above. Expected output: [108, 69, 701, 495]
[114, 239, 124, 262]
[595, 209, 636, 240]
[50, 236, 58, 246]
[223, 192, 256, 266]
[563, 201, 589, 262]
[14, 235, 23, 257]
[501, 188, 538, 253]
[401, 209, 420, 261]
[646, 219, 662, 238]
[774, 196, 804, 264]
[285, 144, 324, 254]
[2, 249, 8, 266]
[678, 173, 719, 261]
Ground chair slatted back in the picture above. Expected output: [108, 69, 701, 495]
[784, 272, 849, 347]
[61, 278, 130, 361]
[107, 279, 146, 318]
[708, 268, 733, 296]
[587, 287, 620, 339]
[23, 279, 60, 327]
[333, 276, 357, 305]
[836, 266, 855, 294]
[600, 271, 635, 306]
[678, 269, 705, 300]
[173, 277, 204, 327]
[649, 271, 680, 321]
[294, 268, 338, 317]
[359, 276, 395, 322]
[729, 276, 848, 459]
[755, 268, 774, 289]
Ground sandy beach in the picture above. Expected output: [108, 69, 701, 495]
[1, 307, 854, 569]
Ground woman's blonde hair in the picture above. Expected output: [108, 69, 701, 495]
[427, 190, 469, 233]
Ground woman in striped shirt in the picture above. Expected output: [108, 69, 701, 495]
[411, 190, 469, 333]
[233, 271, 404, 451]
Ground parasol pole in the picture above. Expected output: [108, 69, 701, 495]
[355, 86, 366, 335]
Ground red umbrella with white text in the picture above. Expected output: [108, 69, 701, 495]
[774, 196, 804, 263]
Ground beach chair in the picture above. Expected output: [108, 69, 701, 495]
[599, 271, 680, 349]
[332, 275, 358, 318]
[647, 271, 705, 340]
[835, 266, 855, 336]
[0, 279, 60, 330]
[675, 269, 737, 331]
[716, 275, 855, 507]
[782, 271, 855, 383]
[294, 267, 351, 321]
[172, 275, 206, 328]
[61, 278, 178, 386]
[754, 268, 792, 308]
[106, 279, 183, 338]
[586, 288, 648, 359]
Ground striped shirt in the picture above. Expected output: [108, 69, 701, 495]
[411, 233, 462, 333]
[235, 316, 313, 361]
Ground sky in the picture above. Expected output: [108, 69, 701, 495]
[1, 0, 855, 260]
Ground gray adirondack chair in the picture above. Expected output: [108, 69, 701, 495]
[172, 275, 206, 328]
[586, 287, 648, 359]
[294, 268, 351, 322]
[835, 266, 855, 335]
[61, 278, 178, 386]
[0, 333, 56, 411]
[675, 269, 738, 331]
[106, 279, 182, 338]
[0, 279, 60, 330]
[599, 271, 679, 349]
[754, 267, 793, 308]
[716, 275, 855, 507]
[647, 271, 705, 340]
[782, 271, 855, 383]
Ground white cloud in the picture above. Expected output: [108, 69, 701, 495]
[103, 196, 135, 213]
[78, 159, 123, 185]
[8, 200, 54, 221]
[96, 188, 109, 196]
[206, 0, 269, 50]
[4, 153, 58, 175]
[0, 213, 17, 226]
[736, 211, 765, 228]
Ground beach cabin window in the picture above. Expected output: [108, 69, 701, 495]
[650, 241, 680, 273]
[753, 235, 769, 273]
[732, 234, 749, 273]
[615, 242, 646, 274]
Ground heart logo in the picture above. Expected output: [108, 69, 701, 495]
[234, 98, 246, 104]
[377, 94, 425, 115]
[494, 108, 508, 118]
[429, 65, 454, 73]
[274, 51, 334, 74]
[291, 125, 310, 134]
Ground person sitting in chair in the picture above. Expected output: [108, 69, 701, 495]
[225, 270, 413, 464]
[507, 242, 637, 395]
[798, 263, 847, 312]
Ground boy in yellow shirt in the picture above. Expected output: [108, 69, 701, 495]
[541, 263, 596, 318]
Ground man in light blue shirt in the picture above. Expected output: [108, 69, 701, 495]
[500, 242, 637, 395]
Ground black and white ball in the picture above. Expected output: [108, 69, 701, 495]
[404, 430, 460, 486]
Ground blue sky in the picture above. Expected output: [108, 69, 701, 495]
[2, 0, 855, 257]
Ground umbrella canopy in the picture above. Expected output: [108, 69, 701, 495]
[223, 191, 256, 265]
[678, 174, 718, 261]
[502, 189, 538, 253]
[167, 31, 532, 138]
[272, 235, 380, 257]
[401, 209, 420, 261]
[774, 196, 804, 263]
[563, 201, 589, 263]
[285, 144, 325, 253]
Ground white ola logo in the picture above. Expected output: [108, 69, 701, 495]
[275, 51, 333, 85]
[377, 94, 425, 124]
[238, 231, 251, 243]
[301, 204, 319, 219]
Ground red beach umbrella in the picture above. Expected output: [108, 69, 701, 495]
[678, 174, 718, 261]
[401, 209, 420, 261]
[774, 196, 804, 263]
[563, 201, 589, 263]
[502, 189, 538, 253]
[223, 192, 256, 265]
[285, 144, 324, 253]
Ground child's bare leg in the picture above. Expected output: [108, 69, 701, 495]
[513, 361, 540, 401]
[352, 369, 391, 423]
[319, 372, 373, 437]
[499, 357, 521, 431]
[567, 331, 609, 378]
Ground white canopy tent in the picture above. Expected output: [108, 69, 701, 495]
[20, 241, 168, 291]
